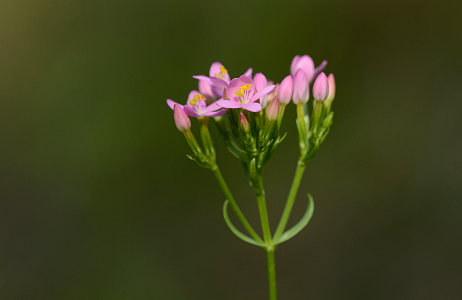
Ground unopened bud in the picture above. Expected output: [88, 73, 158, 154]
[293, 70, 309, 104]
[325, 73, 336, 106]
[173, 104, 191, 132]
[239, 112, 250, 132]
[266, 96, 279, 121]
[278, 75, 293, 104]
[312, 72, 329, 101]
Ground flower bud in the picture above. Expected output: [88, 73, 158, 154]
[293, 69, 309, 104]
[327, 73, 335, 101]
[290, 55, 315, 83]
[173, 104, 191, 131]
[278, 75, 293, 104]
[312, 72, 329, 101]
[253, 73, 268, 92]
[239, 112, 250, 132]
[266, 96, 279, 121]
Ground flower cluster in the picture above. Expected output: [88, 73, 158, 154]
[167, 55, 336, 174]
[166, 55, 336, 300]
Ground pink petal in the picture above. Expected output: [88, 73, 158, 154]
[205, 109, 227, 117]
[253, 73, 268, 92]
[206, 102, 222, 111]
[251, 85, 275, 101]
[183, 105, 201, 117]
[166, 99, 182, 110]
[215, 99, 242, 109]
[244, 68, 253, 77]
[193, 75, 213, 85]
[242, 102, 262, 112]
[187, 90, 200, 102]
[209, 62, 230, 82]
[210, 77, 228, 89]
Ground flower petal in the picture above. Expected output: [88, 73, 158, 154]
[251, 85, 275, 101]
[183, 105, 201, 117]
[206, 102, 222, 112]
[187, 90, 200, 102]
[210, 77, 229, 89]
[193, 75, 213, 85]
[216, 99, 242, 109]
[242, 102, 262, 112]
[209, 62, 230, 82]
[205, 109, 227, 117]
[166, 99, 182, 110]
[244, 68, 253, 77]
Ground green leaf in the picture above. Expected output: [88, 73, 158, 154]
[222, 200, 265, 247]
[275, 194, 314, 245]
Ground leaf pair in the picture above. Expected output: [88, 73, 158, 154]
[222, 194, 314, 248]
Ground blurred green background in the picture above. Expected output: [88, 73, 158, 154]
[1, 0, 462, 299]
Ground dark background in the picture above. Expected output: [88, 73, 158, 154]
[1, 0, 462, 299]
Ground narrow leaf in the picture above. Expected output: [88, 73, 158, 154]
[222, 200, 265, 247]
[275, 194, 314, 245]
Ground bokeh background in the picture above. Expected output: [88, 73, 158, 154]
[1, 0, 462, 299]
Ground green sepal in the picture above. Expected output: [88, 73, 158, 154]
[274, 194, 314, 245]
[223, 200, 265, 247]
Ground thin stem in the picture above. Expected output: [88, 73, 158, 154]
[266, 249, 277, 300]
[273, 159, 306, 241]
[212, 167, 264, 244]
[254, 170, 278, 300]
[255, 175, 272, 244]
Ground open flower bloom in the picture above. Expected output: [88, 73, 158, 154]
[290, 55, 327, 84]
[215, 75, 275, 112]
[193, 62, 252, 99]
[166, 90, 226, 117]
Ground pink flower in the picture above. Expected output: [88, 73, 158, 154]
[173, 104, 191, 131]
[278, 75, 293, 104]
[293, 70, 309, 104]
[166, 90, 226, 117]
[312, 72, 329, 101]
[215, 75, 275, 112]
[193, 62, 252, 99]
[290, 55, 328, 84]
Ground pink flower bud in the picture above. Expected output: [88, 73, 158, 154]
[290, 55, 315, 83]
[278, 75, 293, 104]
[293, 70, 309, 104]
[253, 73, 268, 92]
[312, 72, 329, 101]
[239, 112, 249, 132]
[266, 96, 279, 121]
[173, 104, 191, 131]
[327, 73, 336, 101]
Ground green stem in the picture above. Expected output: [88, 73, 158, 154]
[273, 159, 306, 241]
[255, 174, 272, 244]
[266, 249, 277, 300]
[212, 167, 264, 244]
[254, 170, 278, 300]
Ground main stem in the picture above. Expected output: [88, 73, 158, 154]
[255, 170, 277, 300]
[266, 249, 277, 300]
[273, 159, 306, 241]
[212, 167, 264, 244]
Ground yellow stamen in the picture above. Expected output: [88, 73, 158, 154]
[214, 65, 228, 79]
[188, 93, 206, 106]
[234, 84, 251, 97]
